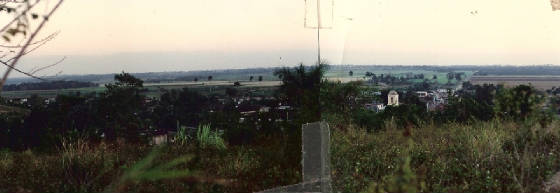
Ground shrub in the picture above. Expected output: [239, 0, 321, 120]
[175, 125, 191, 145]
[197, 124, 226, 150]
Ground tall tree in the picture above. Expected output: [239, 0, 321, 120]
[274, 63, 327, 122]
[98, 72, 145, 140]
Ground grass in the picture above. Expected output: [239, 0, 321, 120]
[2, 117, 558, 193]
[331, 119, 560, 193]
[0, 133, 301, 193]
[196, 124, 226, 150]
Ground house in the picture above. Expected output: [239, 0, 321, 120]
[151, 130, 170, 145]
[416, 91, 428, 98]
[387, 90, 399, 106]
[259, 106, 271, 113]
[365, 103, 385, 112]
[152, 134, 168, 145]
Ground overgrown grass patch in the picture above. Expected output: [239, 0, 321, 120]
[0, 133, 301, 193]
[331, 120, 560, 193]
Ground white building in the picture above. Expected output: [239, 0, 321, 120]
[416, 91, 428, 98]
[365, 103, 386, 112]
[387, 90, 399, 106]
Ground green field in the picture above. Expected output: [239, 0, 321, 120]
[326, 67, 476, 85]
[1, 81, 282, 99]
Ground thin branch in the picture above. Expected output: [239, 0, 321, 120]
[38, 70, 62, 79]
[30, 56, 65, 75]
[0, 0, 64, 93]
[0, 30, 59, 48]
[5, 31, 58, 62]
[0, 59, 45, 80]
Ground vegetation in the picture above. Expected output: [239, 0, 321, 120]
[2, 81, 98, 91]
[0, 138, 300, 193]
[274, 63, 326, 122]
[196, 124, 226, 150]
[323, 77, 560, 193]
[0, 66, 313, 192]
[3, 63, 560, 193]
[331, 119, 560, 193]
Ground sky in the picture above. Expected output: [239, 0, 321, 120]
[3, 0, 560, 77]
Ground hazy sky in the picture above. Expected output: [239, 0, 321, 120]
[5, 0, 560, 77]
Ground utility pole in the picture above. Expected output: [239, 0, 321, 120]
[305, 0, 333, 64]
[316, 0, 321, 64]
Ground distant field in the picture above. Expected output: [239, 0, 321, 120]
[326, 69, 476, 85]
[470, 76, 560, 90]
[0, 81, 282, 99]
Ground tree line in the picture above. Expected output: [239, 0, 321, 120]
[2, 80, 98, 91]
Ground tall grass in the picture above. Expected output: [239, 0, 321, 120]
[331, 119, 560, 193]
[197, 124, 226, 150]
[0, 134, 298, 193]
[175, 125, 191, 145]
[104, 145, 194, 193]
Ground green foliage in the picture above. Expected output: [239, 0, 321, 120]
[331, 119, 560, 193]
[197, 124, 226, 150]
[362, 156, 426, 193]
[352, 109, 385, 132]
[435, 96, 494, 123]
[274, 63, 328, 122]
[382, 104, 425, 129]
[105, 145, 194, 193]
[0, 135, 300, 193]
[98, 72, 146, 140]
[320, 81, 363, 115]
[155, 88, 211, 129]
[494, 85, 543, 120]
[174, 124, 191, 146]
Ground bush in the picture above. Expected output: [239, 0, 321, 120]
[197, 124, 226, 150]
[175, 125, 191, 145]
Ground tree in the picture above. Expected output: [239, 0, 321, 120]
[320, 81, 362, 116]
[349, 71, 354, 76]
[249, 76, 254, 81]
[194, 77, 198, 82]
[208, 76, 213, 81]
[455, 73, 462, 81]
[258, 76, 263, 81]
[435, 95, 494, 123]
[98, 72, 145, 140]
[446, 72, 454, 84]
[494, 85, 542, 120]
[274, 63, 327, 122]
[474, 84, 497, 105]
[225, 87, 238, 98]
[155, 88, 210, 129]
[433, 75, 437, 80]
